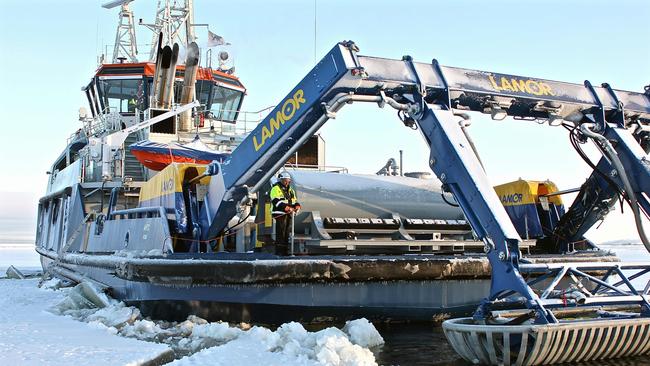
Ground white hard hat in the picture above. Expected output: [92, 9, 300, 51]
[278, 171, 292, 180]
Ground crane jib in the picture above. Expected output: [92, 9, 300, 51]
[434, 65, 650, 116]
[252, 90, 306, 152]
[207, 42, 650, 242]
[198, 42, 650, 363]
[487, 74, 555, 97]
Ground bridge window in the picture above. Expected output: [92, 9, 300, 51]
[98, 78, 144, 113]
[170, 80, 212, 107]
[209, 85, 242, 123]
[196, 80, 212, 107]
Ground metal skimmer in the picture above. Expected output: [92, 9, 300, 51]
[443, 317, 650, 365]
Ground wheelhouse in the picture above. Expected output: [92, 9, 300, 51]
[82, 62, 246, 126]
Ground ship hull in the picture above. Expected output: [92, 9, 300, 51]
[36, 247, 618, 324]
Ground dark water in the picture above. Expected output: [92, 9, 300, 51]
[373, 323, 465, 366]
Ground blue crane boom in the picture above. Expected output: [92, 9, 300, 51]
[203, 41, 650, 244]
[199, 41, 650, 329]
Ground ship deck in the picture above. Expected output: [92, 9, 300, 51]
[36, 246, 621, 323]
[38, 247, 618, 285]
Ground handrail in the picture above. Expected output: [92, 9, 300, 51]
[109, 206, 167, 220]
[208, 105, 276, 134]
[284, 164, 348, 173]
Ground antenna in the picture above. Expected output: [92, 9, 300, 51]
[103, 0, 138, 63]
[140, 0, 196, 61]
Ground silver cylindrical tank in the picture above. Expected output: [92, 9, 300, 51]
[286, 170, 465, 221]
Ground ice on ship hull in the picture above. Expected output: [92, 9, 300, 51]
[38, 246, 617, 324]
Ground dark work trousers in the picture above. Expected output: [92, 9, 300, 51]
[274, 213, 292, 256]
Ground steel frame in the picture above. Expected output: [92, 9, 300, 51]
[200, 41, 650, 324]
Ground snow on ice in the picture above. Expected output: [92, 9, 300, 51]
[0, 278, 171, 366]
[170, 321, 382, 366]
[0, 276, 385, 365]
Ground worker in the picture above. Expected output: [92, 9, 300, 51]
[127, 94, 137, 113]
[270, 171, 301, 256]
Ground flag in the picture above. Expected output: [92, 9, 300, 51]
[207, 30, 229, 47]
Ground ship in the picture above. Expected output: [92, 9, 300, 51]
[35, 0, 623, 324]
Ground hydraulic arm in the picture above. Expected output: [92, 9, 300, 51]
[200, 41, 650, 325]
[202, 41, 650, 245]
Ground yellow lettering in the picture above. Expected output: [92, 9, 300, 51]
[253, 135, 262, 151]
[251, 89, 307, 153]
[511, 79, 529, 93]
[282, 99, 297, 121]
[539, 82, 555, 96]
[500, 77, 514, 92]
[260, 125, 271, 146]
[293, 89, 306, 105]
[526, 80, 542, 95]
[489, 75, 555, 97]
[488, 75, 502, 91]
[274, 111, 286, 125]
[269, 115, 281, 135]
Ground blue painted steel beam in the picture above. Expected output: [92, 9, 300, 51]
[203, 41, 650, 247]
[412, 105, 554, 323]
[196, 42, 650, 323]
[604, 126, 650, 215]
[205, 42, 363, 239]
[223, 43, 359, 189]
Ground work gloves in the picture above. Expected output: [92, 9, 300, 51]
[283, 204, 302, 214]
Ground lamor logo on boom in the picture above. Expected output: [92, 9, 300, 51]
[500, 193, 524, 205]
[253, 89, 307, 151]
[487, 74, 556, 97]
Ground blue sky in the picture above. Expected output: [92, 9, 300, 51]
[0, 0, 648, 241]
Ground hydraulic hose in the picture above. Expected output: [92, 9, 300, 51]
[454, 112, 485, 171]
[250, 92, 409, 193]
[580, 123, 650, 253]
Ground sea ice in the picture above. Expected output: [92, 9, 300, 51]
[5, 264, 25, 279]
[3, 277, 385, 365]
[342, 318, 385, 347]
[171, 321, 383, 366]
[0, 278, 172, 366]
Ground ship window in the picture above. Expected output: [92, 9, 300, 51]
[209, 85, 242, 123]
[53, 155, 66, 172]
[196, 80, 212, 107]
[173, 81, 183, 104]
[171, 80, 212, 107]
[84, 85, 96, 117]
[146, 78, 153, 109]
[98, 79, 144, 113]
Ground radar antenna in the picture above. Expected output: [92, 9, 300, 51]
[102, 0, 138, 63]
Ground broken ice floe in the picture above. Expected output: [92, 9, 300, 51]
[4, 264, 42, 279]
[46, 281, 385, 365]
[170, 321, 382, 366]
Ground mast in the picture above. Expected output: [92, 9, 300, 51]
[102, 0, 138, 63]
[142, 0, 195, 61]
